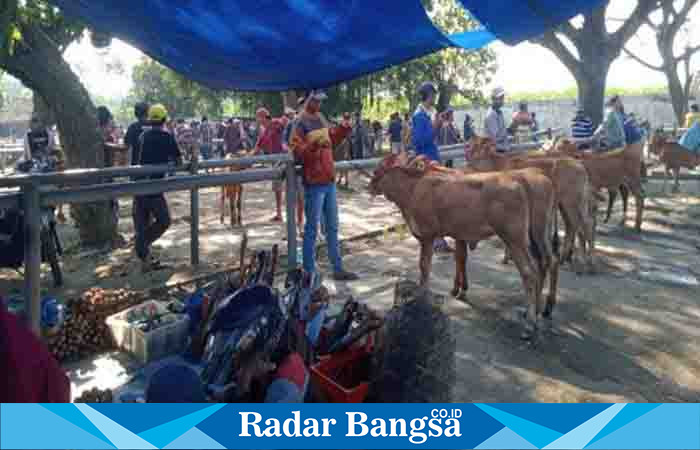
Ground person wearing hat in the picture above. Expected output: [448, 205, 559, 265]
[133, 103, 183, 272]
[685, 104, 700, 128]
[412, 81, 444, 162]
[254, 107, 286, 222]
[571, 107, 593, 150]
[594, 95, 626, 151]
[290, 90, 358, 281]
[484, 87, 510, 152]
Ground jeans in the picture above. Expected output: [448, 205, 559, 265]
[133, 194, 171, 260]
[200, 144, 212, 160]
[303, 183, 342, 274]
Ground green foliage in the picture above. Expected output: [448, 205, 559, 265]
[500, 85, 668, 103]
[129, 58, 227, 119]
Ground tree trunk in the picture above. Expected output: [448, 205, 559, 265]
[3, 22, 118, 246]
[32, 93, 55, 128]
[665, 67, 687, 126]
[576, 71, 608, 129]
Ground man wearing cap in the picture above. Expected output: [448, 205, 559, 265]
[133, 104, 183, 272]
[290, 91, 358, 281]
[484, 87, 510, 152]
[254, 107, 286, 222]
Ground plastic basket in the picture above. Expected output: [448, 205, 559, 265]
[310, 346, 371, 403]
[106, 300, 189, 364]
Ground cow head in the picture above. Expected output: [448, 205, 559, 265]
[369, 152, 407, 195]
[469, 135, 497, 160]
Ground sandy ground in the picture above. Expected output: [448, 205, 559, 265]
[2, 168, 700, 403]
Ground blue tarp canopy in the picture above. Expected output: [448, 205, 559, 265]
[51, 0, 604, 91]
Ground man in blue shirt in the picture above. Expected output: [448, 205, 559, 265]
[412, 82, 444, 162]
[411, 82, 451, 252]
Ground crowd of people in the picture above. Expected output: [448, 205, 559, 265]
[21, 83, 681, 281]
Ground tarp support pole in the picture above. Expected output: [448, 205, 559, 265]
[22, 182, 42, 335]
[285, 160, 298, 271]
[190, 161, 200, 266]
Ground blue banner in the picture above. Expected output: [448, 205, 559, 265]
[1, 403, 699, 449]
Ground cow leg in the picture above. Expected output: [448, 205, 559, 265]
[234, 191, 238, 228]
[628, 181, 644, 233]
[452, 240, 468, 300]
[419, 239, 434, 287]
[663, 166, 670, 192]
[506, 240, 542, 339]
[604, 189, 616, 223]
[559, 205, 576, 266]
[220, 188, 226, 224]
[672, 167, 681, 193]
[236, 187, 243, 226]
[618, 185, 629, 228]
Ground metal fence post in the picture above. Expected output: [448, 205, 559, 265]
[190, 160, 200, 266]
[285, 159, 298, 271]
[22, 182, 42, 335]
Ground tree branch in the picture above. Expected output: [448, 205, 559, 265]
[531, 30, 583, 79]
[622, 46, 664, 71]
[612, 0, 661, 47]
[675, 44, 700, 63]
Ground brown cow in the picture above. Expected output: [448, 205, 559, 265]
[370, 154, 558, 336]
[553, 139, 644, 233]
[468, 136, 594, 271]
[648, 131, 700, 193]
[220, 151, 254, 228]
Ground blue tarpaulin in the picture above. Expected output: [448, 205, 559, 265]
[51, 0, 603, 91]
[458, 0, 605, 45]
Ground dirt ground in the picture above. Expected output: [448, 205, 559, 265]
[2, 167, 700, 403]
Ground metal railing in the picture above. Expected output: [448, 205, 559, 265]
[1, 140, 550, 335]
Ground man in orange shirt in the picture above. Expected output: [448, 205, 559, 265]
[290, 91, 358, 281]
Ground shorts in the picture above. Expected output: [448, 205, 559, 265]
[390, 141, 402, 154]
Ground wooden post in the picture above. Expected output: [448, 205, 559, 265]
[23, 182, 42, 335]
[190, 159, 200, 266]
[285, 159, 298, 270]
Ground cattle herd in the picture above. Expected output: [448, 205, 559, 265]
[369, 134, 682, 340]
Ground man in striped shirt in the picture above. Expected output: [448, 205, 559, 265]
[571, 108, 593, 149]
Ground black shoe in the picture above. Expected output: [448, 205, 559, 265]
[333, 270, 359, 281]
